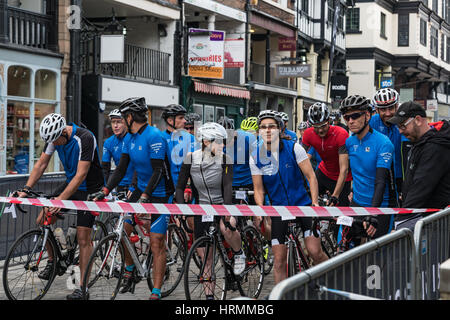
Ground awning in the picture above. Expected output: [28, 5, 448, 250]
[193, 81, 250, 100]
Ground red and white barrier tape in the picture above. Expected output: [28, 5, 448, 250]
[0, 197, 440, 218]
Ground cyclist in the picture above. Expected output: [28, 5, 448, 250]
[330, 110, 348, 132]
[15, 113, 104, 300]
[250, 110, 328, 284]
[297, 121, 309, 142]
[301, 103, 352, 207]
[102, 109, 135, 198]
[184, 112, 201, 136]
[175, 122, 246, 298]
[88, 97, 174, 300]
[371, 88, 410, 201]
[340, 95, 397, 240]
[278, 111, 297, 142]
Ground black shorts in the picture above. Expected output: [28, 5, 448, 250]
[271, 217, 313, 246]
[53, 183, 95, 228]
[316, 168, 351, 206]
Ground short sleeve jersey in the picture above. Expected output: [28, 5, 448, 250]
[122, 124, 169, 197]
[345, 128, 394, 207]
[302, 125, 352, 181]
[44, 123, 104, 192]
[102, 133, 134, 187]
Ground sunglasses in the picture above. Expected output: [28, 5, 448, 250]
[312, 122, 329, 129]
[343, 111, 366, 122]
[185, 126, 194, 131]
[259, 124, 279, 130]
[398, 117, 414, 130]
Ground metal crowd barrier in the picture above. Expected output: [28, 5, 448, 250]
[269, 228, 417, 300]
[414, 207, 450, 300]
[0, 172, 66, 260]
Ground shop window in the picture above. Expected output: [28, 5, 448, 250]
[216, 107, 225, 122]
[34, 104, 56, 172]
[204, 105, 215, 123]
[35, 70, 56, 100]
[193, 104, 204, 123]
[6, 102, 31, 174]
[7, 66, 31, 97]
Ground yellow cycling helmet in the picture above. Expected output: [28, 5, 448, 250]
[240, 117, 258, 131]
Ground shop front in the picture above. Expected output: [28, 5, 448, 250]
[0, 48, 62, 175]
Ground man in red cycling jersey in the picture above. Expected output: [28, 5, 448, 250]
[301, 103, 352, 206]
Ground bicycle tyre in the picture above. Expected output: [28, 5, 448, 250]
[240, 225, 265, 299]
[287, 241, 297, 278]
[147, 224, 187, 297]
[184, 235, 227, 300]
[2, 228, 58, 300]
[81, 233, 125, 300]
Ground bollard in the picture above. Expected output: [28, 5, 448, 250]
[440, 259, 450, 300]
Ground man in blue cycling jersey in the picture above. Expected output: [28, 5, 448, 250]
[89, 97, 174, 300]
[340, 95, 397, 240]
[218, 116, 258, 205]
[278, 112, 298, 142]
[102, 109, 135, 197]
[250, 110, 328, 284]
[371, 88, 411, 201]
[17, 113, 104, 300]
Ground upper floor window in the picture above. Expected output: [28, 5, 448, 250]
[430, 26, 439, 56]
[432, 0, 438, 12]
[420, 19, 427, 46]
[380, 12, 387, 38]
[327, 0, 334, 23]
[398, 14, 409, 46]
[346, 8, 360, 32]
[446, 36, 450, 63]
[300, 0, 309, 14]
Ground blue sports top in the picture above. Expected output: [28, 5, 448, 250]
[308, 146, 322, 171]
[369, 114, 408, 179]
[102, 133, 134, 187]
[250, 139, 311, 206]
[122, 124, 170, 197]
[161, 129, 196, 188]
[44, 123, 104, 192]
[284, 129, 298, 142]
[225, 129, 257, 187]
[345, 128, 394, 207]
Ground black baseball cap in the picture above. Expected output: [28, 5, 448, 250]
[387, 101, 427, 125]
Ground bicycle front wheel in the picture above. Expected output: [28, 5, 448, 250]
[81, 233, 125, 300]
[184, 236, 227, 300]
[2, 229, 57, 300]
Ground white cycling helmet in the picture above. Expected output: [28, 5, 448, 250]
[373, 88, 399, 109]
[108, 109, 122, 119]
[297, 121, 309, 130]
[257, 110, 283, 127]
[307, 102, 330, 125]
[40, 113, 67, 144]
[197, 122, 228, 141]
[278, 112, 289, 122]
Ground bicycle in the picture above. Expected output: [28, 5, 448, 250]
[286, 218, 312, 277]
[183, 216, 265, 300]
[81, 209, 186, 299]
[2, 189, 108, 300]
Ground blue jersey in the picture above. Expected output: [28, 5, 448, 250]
[346, 128, 394, 207]
[122, 124, 171, 197]
[369, 114, 408, 179]
[251, 139, 311, 206]
[285, 129, 298, 142]
[44, 123, 104, 192]
[161, 129, 196, 188]
[102, 134, 134, 187]
[226, 129, 257, 187]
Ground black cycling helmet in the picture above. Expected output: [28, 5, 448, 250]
[217, 116, 235, 130]
[307, 102, 330, 125]
[162, 104, 187, 121]
[185, 113, 201, 127]
[119, 97, 148, 115]
[339, 95, 370, 115]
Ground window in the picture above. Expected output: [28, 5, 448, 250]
[327, 0, 333, 23]
[432, 0, 438, 12]
[380, 12, 386, 38]
[346, 8, 360, 32]
[398, 14, 409, 46]
[7, 66, 31, 97]
[447, 36, 450, 62]
[301, 0, 308, 14]
[431, 26, 438, 56]
[316, 56, 322, 84]
[420, 19, 427, 46]
[442, 33, 446, 60]
[338, 4, 344, 30]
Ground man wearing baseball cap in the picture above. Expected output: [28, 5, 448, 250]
[387, 101, 450, 231]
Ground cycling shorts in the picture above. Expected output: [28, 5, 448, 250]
[125, 188, 170, 235]
[271, 217, 315, 246]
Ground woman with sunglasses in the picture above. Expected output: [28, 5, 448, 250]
[250, 110, 328, 284]
[339, 95, 397, 240]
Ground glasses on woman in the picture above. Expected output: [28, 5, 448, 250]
[259, 124, 278, 130]
[343, 111, 366, 122]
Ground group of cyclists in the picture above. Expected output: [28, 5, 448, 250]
[12, 86, 450, 300]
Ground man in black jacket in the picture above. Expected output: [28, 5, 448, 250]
[387, 101, 450, 231]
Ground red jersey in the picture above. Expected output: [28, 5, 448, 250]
[302, 125, 352, 181]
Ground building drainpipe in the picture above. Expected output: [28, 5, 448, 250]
[245, 0, 250, 117]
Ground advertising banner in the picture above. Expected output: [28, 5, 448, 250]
[188, 29, 225, 79]
[224, 38, 245, 68]
[278, 37, 296, 51]
[276, 64, 311, 78]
